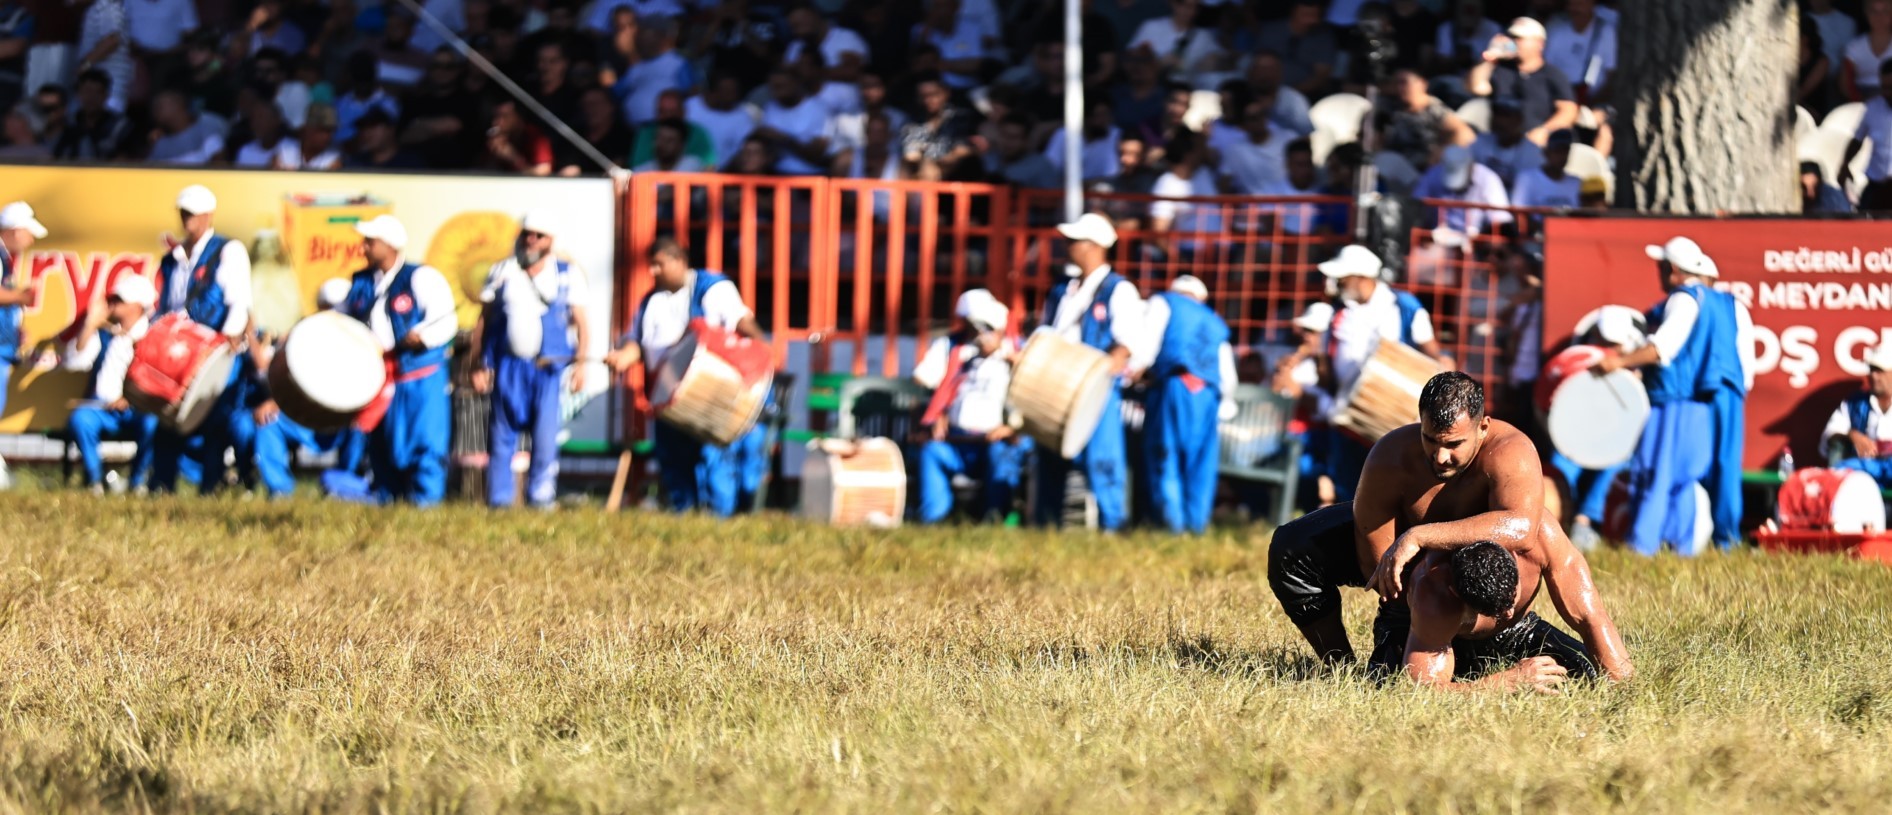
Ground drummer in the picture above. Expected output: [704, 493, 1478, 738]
[250, 279, 367, 499]
[1274, 302, 1337, 509]
[1548, 308, 1647, 551]
[605, 237, 768, 516]
[1822, 343, 1892, 489]
[62, 274, 160, 493]
[1033, 212, 1142, 532]
[1140, 275, 1236, 534]
[338, 216, 459, 507]
[149, 185, 257, 495]
[0, 202, 47, 488]
[1591, 236, 1754, 554]
[1317, 245, 1452, 501]
[472, 212, 592, 510]
[914, 291, 1027, 524]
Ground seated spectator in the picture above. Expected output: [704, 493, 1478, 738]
[1823, 343, 1892, 487]
[988, 113, 1059, 189]
[1318, 142, 1367, 233]
[1111, 49, 1167, 135]
[408, 0, 467, 53]
[1140, 82, 1194, 165]
[1026, 0, 1119, 88]
[275, 53, 320, 129]
[841, 110, 903, 179]
[232, 100, 290, 167]
[344, 107, 424, 169]
[1809, 0, 1855, 83]
[1245, 50, 1313, 137]
[1102, 136, 1161, 196]
[1844, 59, 1892, 209]
[531, 42, 584, 168]
[1128, 0, 1216, 82]
[631, 89, 715, 168]
[1578, 175, 1609, 210]
[1414, 144, 1512, 236]
[75, 0, 132, 112]
[703, 1, 783, 92]
[177, 32, 241, 120]
[576, 86, 633, 170]
[1469, 99, 1542, 189]
[31, 84, 67, 149]
[785, 2, 870, 84]
[1386, 0, 1439, 74]
[596, 7, 639, 88]
[54, 69, 128, 159]
[480, 99, 552, 175]
[146, 89, 225, 164]
[1802, 161, 1853, 214]
[798, 49, 860, 117]
[757, 68, 833, 175]
[1379, 68, 1475, 170]
[1510, 129, 1581, 210]
[1149, 131, 1220, 256]
[230, 0, 306, 64]
[1044, 99, 1122, 184]
[633, 119, 705, 172]
[994, 40, 1064, 114]
[123, 0, 197, 87]
[1255, 0, 1336, 99]
[1431, 0, 1500, 83]
[1213, 97, 1287, 194]
[1799, 21, 1839, 120]
[912, 0, 984, 91]
[617, 16, 694, 127]
[897, 73, 973, 178]
[1843, 0, 1892, 102]
[273, 103, 341, 169]
[0, 106, 49, 160]
[729, 133, 779, 177]
[336, 50, 400, 147]
[400, 48, 481, 169]
[1203, 78, 1249, 156]
[375, 7, 430, 90]
[1469, 17, 1577, 146]
[1259, 137, 1323, 236]
[687, 73, 760, 168]
[519, 1, 591, 77]
[1546, 0, 1616, 104]
[827, 71, 908, 155]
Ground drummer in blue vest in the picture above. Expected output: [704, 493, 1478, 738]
[1141, 275, 1237, 534]
[0, 202, 47, 488]
[605, 237, 768, 515]
[341, 215, 459, 507]
[471, 212, 592, 510]
[63, 274, 159, 493]
[1592, 236, 1754, 554]
[249, 279, 367, 499]
[1549, 307, 1647, 551]
[149, 185, 255, 494]
[914, 291, 1026, 524]
[1318, 244, 1453, 500]
[1035, 213, 1143, 531]
[1821, 344, 1892, 488]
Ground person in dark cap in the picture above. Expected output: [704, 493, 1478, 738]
[343, 107, 425, 169]
[1510, 128, 1581, 210]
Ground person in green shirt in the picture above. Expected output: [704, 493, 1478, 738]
[630, 88, 717, 167]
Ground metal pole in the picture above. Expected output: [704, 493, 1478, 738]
[1062, 0, 1083, 222]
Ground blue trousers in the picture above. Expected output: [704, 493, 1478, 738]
[1325, 431, 1370, 502]
[1549, 451, 1626, 523]
[367, 367, 450, 507]
[150, 379, 254, 495]
[728, 420, 768, 513]
[0, 361, 11, 419]
[653, 419, 737, 515]
[254, 414, 342, 497]
[67, 406, 157, 487]
[919, 436, 1030, 523]
[1034, 386, 1128, 530]
[1146, 376, 1221, 534]
[1626, 400, 1713, 556]
[1705, 390, 1746, 549]
[1834, 456, 1892, 488]
[487, 356, 564, 508]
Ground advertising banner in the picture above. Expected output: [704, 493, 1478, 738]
[1543, 217, 1892, 470]
[0, 165, 616, 439]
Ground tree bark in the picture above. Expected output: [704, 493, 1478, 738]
[1613, 0, 1799, 213]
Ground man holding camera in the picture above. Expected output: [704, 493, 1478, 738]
[1467, 17, 1577, 147]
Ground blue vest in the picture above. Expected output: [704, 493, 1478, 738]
[343, 262, 449, 375]
[1847, 392, 1879, 434]
[1647, 284, 1745, 405]
[1043, 270, 1128, 352]
[483, 260, 575, 365]
[635, 270, 730, 341]
[1151, 291, 1230, 395]
[157, 234, 233, 330]
[1391, 287, 1424, 347]
[0, 247, 21, 362]
[85, 328, 116, 399]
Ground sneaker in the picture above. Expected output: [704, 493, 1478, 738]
[1569, 520, 1601, 552]
[87, 483, 105, 496]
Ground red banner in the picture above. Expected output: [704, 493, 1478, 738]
[1543, 217, 1892, 471]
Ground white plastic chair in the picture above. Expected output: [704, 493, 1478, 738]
[1309, 92, 1373, 144]
[1184, 89, 1223, 133]
[1821, 101, 1867, 140]
[1796, 105, 1817, 144]
[1456, 97, 1491, 133]
[1565, 143, 1613, 199]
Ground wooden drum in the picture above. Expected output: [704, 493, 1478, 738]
[1332, 339, 1440, 442]
[650, 325, 773, 446]
[1008, 331, 1118, 459]
[267, 311, 388, 430]
[800, 437, 907, 527]
[125, 313, 237, 434]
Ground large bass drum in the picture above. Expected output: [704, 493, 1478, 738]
[800, 437, 907, 527]
[124, 313, 237, 434]
[649, 324, 774, 446]
[1332, 339, 1439, 442]
[1007, 331, 1117, 459]
[267, 311, 388, 430]
[1535, 345, 1649, 471]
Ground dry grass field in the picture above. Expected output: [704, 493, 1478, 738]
[0, 490, 1890, 813]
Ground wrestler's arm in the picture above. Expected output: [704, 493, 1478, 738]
[1542, 537, 1634, 681]
[1352, 435, 1406, 570]
[1370, 434, 1544, 597]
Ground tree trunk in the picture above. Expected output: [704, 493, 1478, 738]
[1613, 0, 1799, 213]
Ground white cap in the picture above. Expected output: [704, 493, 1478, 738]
[0, 202, 47, 239]
[1294, 301, 1335, 332]
[1867, 343, 1892, 372]
[355, 215, 409, 250]
[1506, 16, 1547, 40]
[1056, 212, 1118, 249]
[1441, 144, 1473, 189]
[1318, 245, 1385, 279]
[1169, 275, 1209, 302]
[317, 277, 351, 309]
[176, 185, 217, 215]
[109, 274, 157, 307]
[1594, 305, 1648, 350]
[967, 299, 1010, 334]
[518, 210, 557, 237]
[1644, 236, 1718, 278]
[955, 288, 997, 320]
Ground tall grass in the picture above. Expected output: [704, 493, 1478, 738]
[0, 493, 1888, 813]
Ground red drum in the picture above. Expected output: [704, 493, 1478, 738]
[124, 313, 237, 434]
[649, 321, 774, 446]
[1536, 345, 1649, 471]
[1777, 467, 1888, 534]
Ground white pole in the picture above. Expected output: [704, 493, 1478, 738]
[1063, 0, 1083, 222]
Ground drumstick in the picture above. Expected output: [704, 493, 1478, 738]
[1598, 370, 1630, 410]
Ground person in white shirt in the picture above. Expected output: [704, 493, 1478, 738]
[1509, 128, 1582, 210]
[1823, 343, 1892, 488]
[76, 0, 134, 112]
[1257, 137, 1323, 235]
[616, 17, 695, 127]
[686, 74, 759, 168]
[63, 273, 160, 493]
[1138, 275, 1236, 533]
[1130, 0, 1216, 79]
[784, 4, 870, 83]
[471, 212, 592, 510]
[1544, 0, 1616, 100]
[1043, 100, 1122, 183]
[1470, 99, 1543, 189]
[913, 0, 985, 90]
[272, 103, 341, 170]
[1214, 98, 1288, 194]
[124, 0, 197, 54]
[1842, 60, 1892, 209]
[1148, 131, 1220, 257]
[606, 237, 770, 516]
[337, 215, 460, 507]
[1273, 301, 1337, 506]
[1033, 213, 1141, 531]
[1809, 0, 1857, 72]
[755, 69, 832, 175]
[1844, 0, 1892, 101]
[915, 290, 1027, 523]
[233, 101, 290, 167]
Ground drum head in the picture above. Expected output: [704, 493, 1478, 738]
[1546, 368, 1649, 470]
[1058, 360, 1117, 460]
[648, 331, 699, 408]
[171, 343, 236, 434]
[285, 312, 387, 412]
[1831, 470, 1890, 534]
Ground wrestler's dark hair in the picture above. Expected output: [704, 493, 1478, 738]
[1450, 541, 1517, 617]
[1418, 371, 1485, 430]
